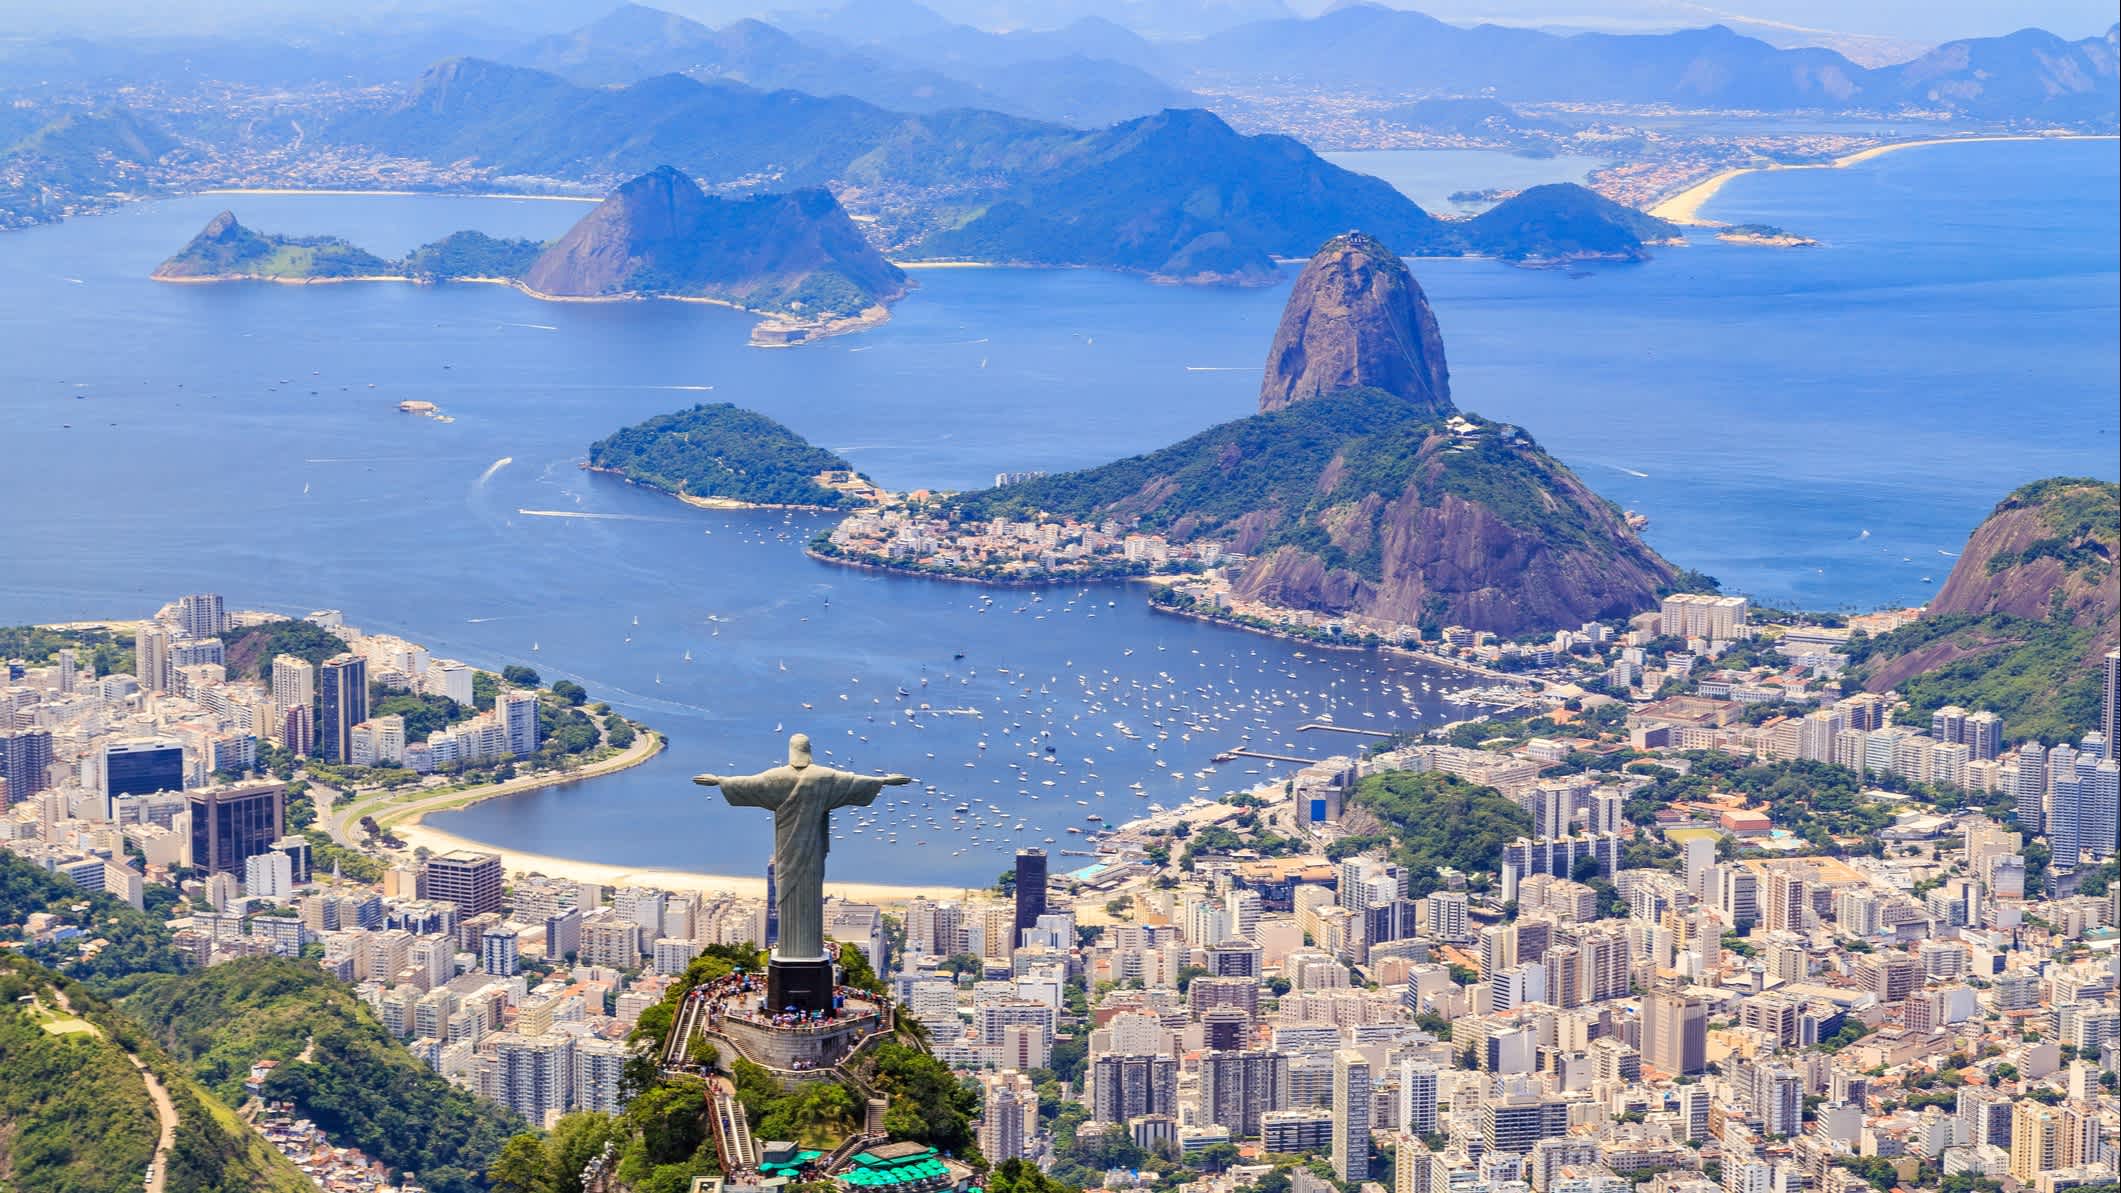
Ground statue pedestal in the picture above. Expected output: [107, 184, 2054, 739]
[766, 955, 836, 1015]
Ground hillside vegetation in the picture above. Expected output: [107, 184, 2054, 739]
[0, 851, 183, 981]
[1341, 770, 1532, 896]
[155, 211, 544, 284]
[0, 953, 313, 1193]
[121, 958, 524, 1193]
[948, 387, 1670, 633]
[1857, 477, 2117, 743]
[590, 402, 869, 508]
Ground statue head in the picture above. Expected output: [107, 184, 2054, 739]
[788, 733, 813, 768]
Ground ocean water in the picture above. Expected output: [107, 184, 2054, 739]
[0, 138, 2112, 881]
[1319, 148, 1610, 211]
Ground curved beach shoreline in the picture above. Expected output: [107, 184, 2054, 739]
[1649, 133, 2121, 226]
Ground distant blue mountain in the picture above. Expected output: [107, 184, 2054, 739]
[1179, 5, 2119, 124]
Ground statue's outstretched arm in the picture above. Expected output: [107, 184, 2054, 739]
[697, 772, 785, 809]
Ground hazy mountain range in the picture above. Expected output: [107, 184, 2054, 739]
[6, 1, 2114, 128]
[1174, 5, 2119, 119]
[504, 3, 1191, 125]
[328, 61, 1678, 278]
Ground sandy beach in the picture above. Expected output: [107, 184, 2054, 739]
[1648, 134, 2120, 226]
[389, 816, 972, 904]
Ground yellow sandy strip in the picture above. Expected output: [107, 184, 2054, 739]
[388, 817, 970, 903]
[1647, 134, 2120, 226]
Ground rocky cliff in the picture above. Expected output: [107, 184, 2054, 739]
[1258, 231, 1451, 416]
[1927, 477, 2118, 635]
[1855, 477, 2117, 741]
[949, 233, 1674, 634]
[523, 166, 907, 318]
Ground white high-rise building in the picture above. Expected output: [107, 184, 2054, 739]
[574, 1038, 630, 1115]
[245, 850, 294, 898]
[1399, 1059, 1439, 1137]
[272, 656, 316, 721]
[177, 592, 227, 638]
[500, 690, 540, 758]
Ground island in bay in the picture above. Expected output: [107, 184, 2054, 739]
[152, 166, 909, 345]
[586, 402, 883, 510]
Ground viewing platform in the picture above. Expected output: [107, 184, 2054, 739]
[667, 970, 896, 1087]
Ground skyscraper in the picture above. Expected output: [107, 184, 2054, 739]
[499, 689, 540, 758]
[1014, 847, 1048, 938]
[2014, 742, 2046, 834]
[104, 737, 186, 799]
[318, 653, 368, 763]
[176, 592, 226, 638]
[1199, 1049, 1286, 1139]
[1331, 1049, 1373, 1182]
[493, 1032, 575, 1124]
[272, 655, 316, 721]
[1090, 1054, 1178, 1124]
[1399, 1059, 1439, 1137]
[135, 623, 171, 693]
[1642, 990, 1706, 1076]
[425, 850, 504, 917]
[282, 704, 314, 757]
[0, 729, 55, 803]
[188, 781, 286, 876]
[2103, 650, 2119, 760]
[765, 861, 779, 948]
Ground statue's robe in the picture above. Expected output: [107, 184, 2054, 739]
[717, 764, 886, 960]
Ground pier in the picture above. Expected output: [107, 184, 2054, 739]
[1298, 722, 1394, 738]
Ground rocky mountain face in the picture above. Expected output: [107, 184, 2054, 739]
[1854, 478, 2117, 740]
[152, 209, 270, 276]
[950, 232, 1674, 634]
[523, 166, 906, 317]
[1258, 231, 1451, 416]
[1926, 477, 2118, 636]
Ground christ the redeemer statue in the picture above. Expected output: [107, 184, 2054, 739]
[695, 733, 910, 970]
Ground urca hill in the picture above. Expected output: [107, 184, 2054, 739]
[951, 231, 1676, 634]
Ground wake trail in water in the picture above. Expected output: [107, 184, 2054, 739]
[516, 508, 678, 522]
[478, 456, 513, 485]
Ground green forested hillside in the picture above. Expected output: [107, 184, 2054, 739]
[0, 954, 313, 1193]
[947, 389, 1617, 572]
[121, 958, 523, 1193]
[1342, 770, 1533, 896]
[0, 851, 183, 981]
[404, 230, 550, 279]
[1849, 614, 2107, 744]
[588, 403, 867, 508]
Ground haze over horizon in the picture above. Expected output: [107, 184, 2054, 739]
[8, 0, 2115, 49]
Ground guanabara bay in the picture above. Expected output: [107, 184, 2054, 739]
[0, 3, 2115, 1193]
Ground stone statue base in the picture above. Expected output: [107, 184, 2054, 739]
[767, 955, 837, 1015]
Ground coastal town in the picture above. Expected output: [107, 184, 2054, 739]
[5, 586, 2115, 1193]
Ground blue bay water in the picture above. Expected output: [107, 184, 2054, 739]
[0, 139, 2111, 882]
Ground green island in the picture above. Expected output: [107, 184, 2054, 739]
[1715, 223, 1819, 246]
[154, 168, 910, 343]
[153, 211, 544, 282]
[588, 402, 882, 510]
